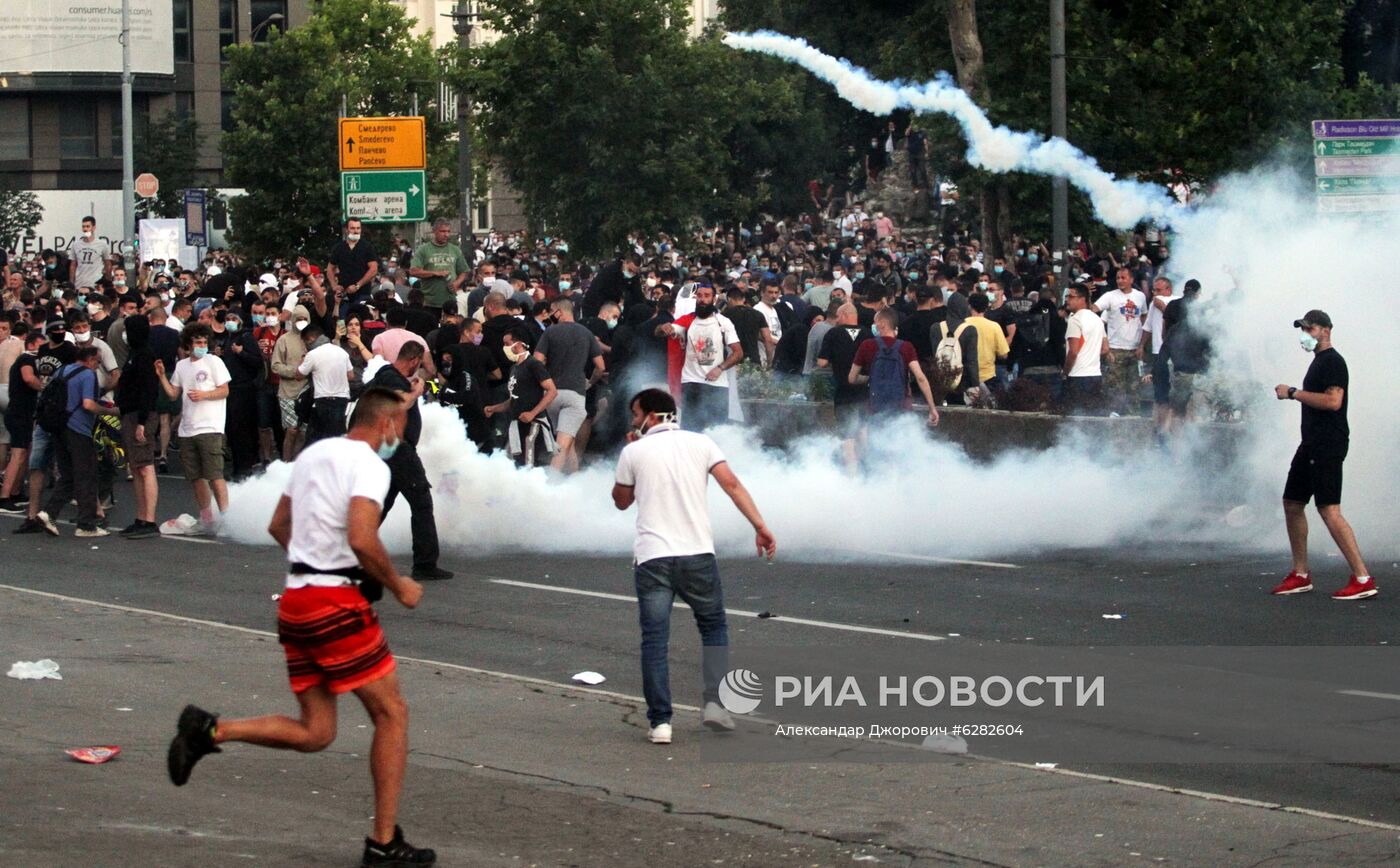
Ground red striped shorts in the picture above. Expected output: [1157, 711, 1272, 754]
[277, 586, 396, 695]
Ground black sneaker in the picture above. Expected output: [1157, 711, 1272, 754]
[411, 566, 454, 581]
[12, 517, 43, 534]
[362, 826, 436, 866]
[167, 704, 221, 786]
[0, 497, 26, 515]
[119, 521, 144, 536]
[124, 521, 159, 540]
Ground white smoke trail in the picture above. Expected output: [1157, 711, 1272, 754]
[721, 30, 1184, 229]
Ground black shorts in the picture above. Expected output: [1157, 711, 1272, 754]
[1283, 446, 1345, 508]
[4, 414, 32, 450]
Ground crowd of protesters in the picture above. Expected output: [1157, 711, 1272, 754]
[0, 197, 1215, 537]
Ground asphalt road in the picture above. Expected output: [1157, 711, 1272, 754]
[2, 472, 1398, 831]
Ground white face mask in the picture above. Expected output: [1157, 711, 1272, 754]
[284, 279, 301, 291]
[74, 330, 92, 343]
[347, 233, 361, 242]
[87, 303, 103, 316]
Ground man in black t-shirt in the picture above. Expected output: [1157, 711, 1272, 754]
[327, 218, 379, 309]
[486, 326, 557, 468]
[1270, 309, 1374, 601]
[722, 288, 769, 367]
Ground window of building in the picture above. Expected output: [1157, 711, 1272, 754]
[60, 103, 98, 159]
[221, 93, 236, 134]
[251, 0, 287, 42]
[173, 0, 194, 63]
[0, 98, 31, 160]
[219, 0, 238, 58]
[175, 92, 195, 119]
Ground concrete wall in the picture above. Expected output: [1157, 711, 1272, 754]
[741, 399, 1243, 467]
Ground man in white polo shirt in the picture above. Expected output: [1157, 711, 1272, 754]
[297, 321, 354, 444]
[611, 388, 776, 745]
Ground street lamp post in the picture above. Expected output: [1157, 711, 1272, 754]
[446, 2, 478, 260]
[251, 12, 285, 42]
[1049, 0, 1069, 265]
[120, 0, 134, 264]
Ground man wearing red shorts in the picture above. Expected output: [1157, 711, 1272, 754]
[167, 387, 435, 867]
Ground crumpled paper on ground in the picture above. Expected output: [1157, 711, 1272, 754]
[7, 659, 62, 680]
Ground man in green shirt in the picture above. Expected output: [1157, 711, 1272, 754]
[408, 218, 469, 313]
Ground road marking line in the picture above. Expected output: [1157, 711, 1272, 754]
[160, 535, 222, 545]
[3, 581, 1398, 834]
[489, 578, 947, 642]
[1337, 689, 1400, 701]
[844, 548, 1021, 570]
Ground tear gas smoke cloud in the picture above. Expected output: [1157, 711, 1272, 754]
[721, 30, 1183, 229]
[223, 38, 1400, 566]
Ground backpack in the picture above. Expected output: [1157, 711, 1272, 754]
[36, 365, 84, 435]
[868, 338, 909, 410]
[1018, 304, 1052, 349]
[933, 322, 969, 391]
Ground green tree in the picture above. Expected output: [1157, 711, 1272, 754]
[454, 0, 822, 257]
[222, 0, 453, 261]
[0, 190, 44, 253]
[135, 113, 206, 221]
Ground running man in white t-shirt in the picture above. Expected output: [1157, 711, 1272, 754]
[166, 388, 436, 866]
[612, 388, 776, 746]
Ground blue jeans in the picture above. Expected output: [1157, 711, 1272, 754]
[634, 553, 729, 726]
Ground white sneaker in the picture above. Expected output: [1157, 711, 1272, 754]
[703, 701, 735, 731]
[648, 723, 672, 744]
[36, 511, 59, 537]
[75, 526, 110, 538]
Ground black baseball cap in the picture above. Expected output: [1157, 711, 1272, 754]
[1293, 310, 1332, 329]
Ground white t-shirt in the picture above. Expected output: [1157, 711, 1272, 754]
[671, 314, 739, 388]
[614, 423, 727, 563]
[69, 237, 109, 288]
[1094, 288, 1147, 350]
[1065, 309, 1106, 377]
[283, 438, 391, 588]
[297, 341, 353, 399]
[1143, 295, 1171, 354]
[754, 301, 783, 365]
[168, 354, 231, 436]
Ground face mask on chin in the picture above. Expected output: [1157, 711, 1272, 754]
[376, 425, 401, 460]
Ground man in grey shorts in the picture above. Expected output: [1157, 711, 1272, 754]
[533, 298, 605, 473]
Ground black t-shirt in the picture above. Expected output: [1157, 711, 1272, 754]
[148, 324, 180, 373]
[442, 343, 495, 409]
[34, 341, 77, 385]
[818, 325, 868, 406]
[5, 353, 40, 423]
[1300, 347, 1348, 456]
[404, 306, 437, 338]
[1164, 297, 1209, 373]
[725, 305, 767, 366]
[329, 239, 379, 290]
[367, 363, 422, 446]
[506, 357, 551, 419]
[898, 308, 943, 362]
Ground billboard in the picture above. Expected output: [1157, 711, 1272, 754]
[0, 1, 174, 76]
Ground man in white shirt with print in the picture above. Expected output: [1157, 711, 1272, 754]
[661, 284, 741, 431]
[155, 324, 231, 534]
[1063, 284, 1108, 415]
[1093, 266, 1147, 414]
[612, 388, 776, 745]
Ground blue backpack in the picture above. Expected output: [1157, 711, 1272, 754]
[868, 338, 909, 410]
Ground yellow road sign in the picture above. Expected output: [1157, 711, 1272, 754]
[338, 116, 426, 171]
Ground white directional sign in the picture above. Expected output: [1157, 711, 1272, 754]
[340, 170, 426, 223]
[1316, 194, 1400, 214]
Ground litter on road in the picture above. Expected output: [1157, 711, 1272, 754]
[571, 671, 606, 685]
[8, 659, 62, 680]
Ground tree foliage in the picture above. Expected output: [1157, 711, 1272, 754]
[222, 0, 453, 261]
[454, 0, 826, 257]
[0, 190, 44, 252]
[723, 0, 1400, 240]
[135, 113, 206, 221]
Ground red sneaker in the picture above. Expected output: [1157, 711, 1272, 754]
[1331, 576, 1378, 601]
[1269, 572, 1313, 595]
